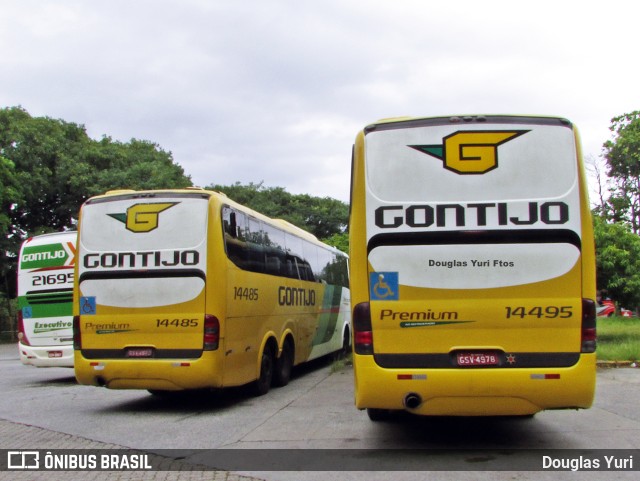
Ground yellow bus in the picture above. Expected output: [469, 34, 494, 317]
[349, 115, 596, 419]
[73, 188, 350, 395]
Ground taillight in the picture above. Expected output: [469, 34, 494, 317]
[581, 298, 597, 353]
[73, 315, 82, 350]
[353, 302, 373, 355]
[17, 309, 30, 346]
[203, 314, 220, 351]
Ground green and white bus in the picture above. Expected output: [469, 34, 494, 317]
[17, 232, 77, 367]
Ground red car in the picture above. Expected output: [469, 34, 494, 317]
[597, 299, 634, 318]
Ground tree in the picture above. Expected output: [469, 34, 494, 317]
[593, 215, 640, 309]
[603, 111, 640, 233]
[208, 182, 348, 240]
[323, 232, 349, 253]
[0, 107, 192, 239]
[0, 106, 192, 315]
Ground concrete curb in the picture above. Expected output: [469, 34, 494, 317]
[596, 360, 639, 368]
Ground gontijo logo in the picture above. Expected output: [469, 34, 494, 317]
[20, 242, 76, 270]
[108, 202, 178, 233]
[409, 130, 529, 174]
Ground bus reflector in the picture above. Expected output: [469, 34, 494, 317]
[203, 315, 220, 351]
[353, 302, 373, 355]
[397, 374, 427, 380]
[531, 374, 561, 380]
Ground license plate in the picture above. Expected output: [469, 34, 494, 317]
[126, 347, 153, 358]
[48, 351, 62, 358]
[457, 352, 499, 366]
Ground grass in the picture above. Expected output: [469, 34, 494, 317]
[597, 316, 640, 362]
[330, 353, 353, 373]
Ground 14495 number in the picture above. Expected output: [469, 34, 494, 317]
[505, 306, 573, 319]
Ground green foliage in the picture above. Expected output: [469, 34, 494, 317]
[323, 232, 349, 253]
[603, 111, 640, 232]
[0, 106, 192, 305]
[208, 181, 348, 241]
[593, 215, 640, 308]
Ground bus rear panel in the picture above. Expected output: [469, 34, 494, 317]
[349, 115, 596, 417]
[17, 232, 76, 367]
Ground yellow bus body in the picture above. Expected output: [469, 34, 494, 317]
[74, 189, 350, 393]
[349, 115, 596, 417]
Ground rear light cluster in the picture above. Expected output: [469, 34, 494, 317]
[353, 302, 373, 355]
[203, 314, 220, 351]
[581, 298, 597, 353]
[17, 310, 30, 346]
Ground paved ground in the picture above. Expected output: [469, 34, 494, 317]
[2, 342, 640, 481]
[0, 341, 262, 481]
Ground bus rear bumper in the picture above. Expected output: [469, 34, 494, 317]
[73, 352, 224, 391]
[19, 343, 74, 368]
[353, 353, 596, 416]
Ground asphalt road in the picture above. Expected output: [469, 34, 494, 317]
[1, 343, 639, 481]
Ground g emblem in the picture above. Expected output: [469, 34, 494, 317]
[108, 202, 178, 233]
[410, 130, 528, 174]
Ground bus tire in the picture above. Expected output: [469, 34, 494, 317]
[366, 408, 391, 422]
[273, 338, 294, 387]
[341, 328, 351, 358]
[252, 343, 275, 396]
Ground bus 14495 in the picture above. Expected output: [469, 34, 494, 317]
[73, 188, 350, 395]
[349, 115, 597, 419]
[17, 231, 77, 367]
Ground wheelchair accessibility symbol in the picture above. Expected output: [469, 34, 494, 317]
[80, 296, 97, 315]
[370, 272, 399, 301]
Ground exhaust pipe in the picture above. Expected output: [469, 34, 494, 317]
[403, 392, 422, 409]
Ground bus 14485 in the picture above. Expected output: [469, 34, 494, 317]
[17, 231, 77, 367]
[73, 188, 350, 395]
[349, 115, 597, 419]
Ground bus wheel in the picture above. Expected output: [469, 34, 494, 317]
[367, 408, 391, 422]
[273, 339, 294, 387]
[253, 344, 275, 396]
[341, 328, 351, 358]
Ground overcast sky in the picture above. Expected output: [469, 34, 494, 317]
[1, 0, 638, 201]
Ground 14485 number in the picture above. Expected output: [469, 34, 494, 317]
[156, 319, 198, 327]
[505, 306, 573, 319]
[233, 287, 259, 301]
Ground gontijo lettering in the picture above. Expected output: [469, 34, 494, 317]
[375, 201, 569, 229]
[83, 250, 199, 268]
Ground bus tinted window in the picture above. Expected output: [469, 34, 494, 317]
[222, 206, 347, 286]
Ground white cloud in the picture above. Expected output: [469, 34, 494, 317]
[1, 0, 639, 201]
